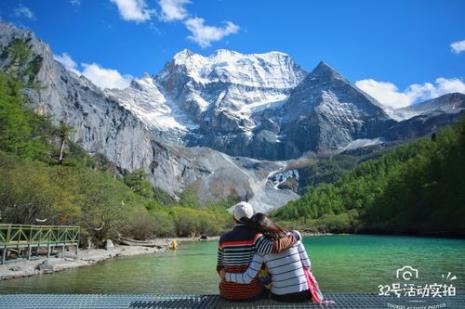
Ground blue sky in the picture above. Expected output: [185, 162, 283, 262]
[1, 0, 464, 108]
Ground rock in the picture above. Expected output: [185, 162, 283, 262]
[37, 260, 54, 273]
[37, 247, 48, 255]
[64, 257, 75, 262]
[9, 266, 21, 272]
[105, 240, 114, 250]
[87, 239, 94, 249]
[56, 252, 78, 259]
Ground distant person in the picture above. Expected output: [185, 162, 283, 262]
[216, 202, 298, 300]
[220, 213, 326, 303]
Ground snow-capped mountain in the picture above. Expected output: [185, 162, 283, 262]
[107, 49, 305, 132]
[1, 22, 464, 211]
[106, 49, 307, 158]
[106, 49, 465, 161]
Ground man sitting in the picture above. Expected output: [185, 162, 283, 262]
[216, 201, 297, 300]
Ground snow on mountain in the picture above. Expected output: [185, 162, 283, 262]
[107, 48, 307, 153]
[105, 73, 200, 143]
[169, 49, 305, 89]
[388, 93, 465, 121]
[337, 138, 385, 153]
[155, 49, 306, 126]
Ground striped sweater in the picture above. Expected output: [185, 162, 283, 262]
[225, 231, 311, 296]
[217, 224, 296, 300]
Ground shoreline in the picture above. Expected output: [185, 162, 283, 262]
[0, 237, 216, 281]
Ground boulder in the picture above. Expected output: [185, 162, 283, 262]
[37, 260, 54, 273]
[105, 239, 114, 250]
[9, 266, 21, 272]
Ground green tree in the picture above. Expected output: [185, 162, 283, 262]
[123, 169, 154, 198]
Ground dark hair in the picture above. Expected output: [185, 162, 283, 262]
[246, 213, 286, 239]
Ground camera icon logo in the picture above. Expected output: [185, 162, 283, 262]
[396, 266, 419, 281]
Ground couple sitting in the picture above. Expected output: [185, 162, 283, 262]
[217, 201, 324, 303]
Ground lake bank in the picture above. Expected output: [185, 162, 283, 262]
[0, 237, 216, 281]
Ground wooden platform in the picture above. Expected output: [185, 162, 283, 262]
[0, 293, 464, 309]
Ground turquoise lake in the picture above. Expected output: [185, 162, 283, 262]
[1, 235, 464, 294]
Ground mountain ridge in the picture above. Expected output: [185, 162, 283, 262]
[107, 48, 465, 160]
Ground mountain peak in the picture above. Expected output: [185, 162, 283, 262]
[172, 49, 200, 64]
[176, 48, 195, 57]
[161, 48, 306, 89]
[310, 61, 343, 80]
[211, 49, 239, 57]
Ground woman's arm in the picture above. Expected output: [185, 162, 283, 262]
[291, 230, 311, 269]
[298, 241, 311, 269]
[224, 254, 264, 284]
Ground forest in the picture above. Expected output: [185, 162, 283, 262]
[273, 115, 465, 236]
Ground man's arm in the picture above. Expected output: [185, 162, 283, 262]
[224, 254, 264, 284]
[255, 232, 297, 255]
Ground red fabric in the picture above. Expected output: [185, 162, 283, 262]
[303, 267, 335, 305]
[303, 267, 322, 303]
[219, 265, 262, 300]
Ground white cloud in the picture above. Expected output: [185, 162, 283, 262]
[451, 40, 465, 54]
[70, 0, 81, 6]
[110, 0, 154, 23]
[13, 4, 35, 20]
[356, 79, 412, 108]
[81, 63, 132, 89]
[54, 53, 80, 75]
[159, 0, 190, 22]
[356, 78, 465, 108]
[54, 52, 132, 90]
[185, 17, 239, 48]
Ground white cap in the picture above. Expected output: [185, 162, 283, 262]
[232, 201, 254, 222]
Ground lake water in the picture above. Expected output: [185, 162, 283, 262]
[1, 235, 464, 294]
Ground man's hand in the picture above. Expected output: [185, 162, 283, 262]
[219, 269, 226, 281]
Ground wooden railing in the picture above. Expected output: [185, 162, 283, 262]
[0, 224, 80, 264]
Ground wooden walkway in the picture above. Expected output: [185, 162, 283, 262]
[0, 224, 79, 264]
[0, 293, 464, 309]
